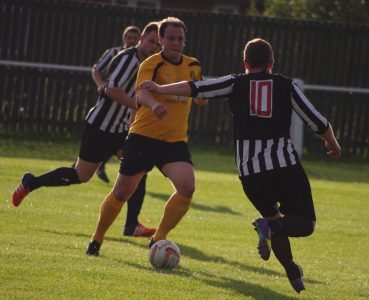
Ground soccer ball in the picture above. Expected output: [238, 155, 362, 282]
[149, 240, 180, 270]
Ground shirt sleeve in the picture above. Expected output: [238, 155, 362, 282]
[291, 81, 329, 134]
[93, 48, 114, 72]
[106, 52, 138, 88]
[189, 75, 236, 98]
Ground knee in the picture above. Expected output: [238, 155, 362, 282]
[75, 170, 93, 183]
[113, 187, 131, 202]
[78, 176, 90, 184]
[297, 219, 315, 237]
[113, 182, 140, 202]
[177, 183, 195, 198]
[307, 220, 316, 236]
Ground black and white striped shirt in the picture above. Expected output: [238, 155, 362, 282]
[86, 48, 138, 133]
[93, 46, 123, 80]
[189, 72, 329, 176]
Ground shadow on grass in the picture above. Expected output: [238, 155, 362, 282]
[147, 191, 242, 216]
[43, 228, 321, 289]
[122, 261, 299, 300]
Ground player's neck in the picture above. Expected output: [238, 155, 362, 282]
[136, 46, 146, 62]
[162, 51, 182, 64]
[245, 68, 271, 74]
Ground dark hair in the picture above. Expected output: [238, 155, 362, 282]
[243, 38, 274, 69]
[142, 21, 159, 36]
[158, 17, 187, 38]
[123, 25, 141, 38]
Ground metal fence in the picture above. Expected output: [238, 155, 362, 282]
[1, 0, 369, 158]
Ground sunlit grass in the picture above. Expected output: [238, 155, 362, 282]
[1, 136, 368, 299]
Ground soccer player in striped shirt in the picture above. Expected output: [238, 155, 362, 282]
[138, 38, 341, 293]
[91, 25, 141, 183]
[11, 22, 160, 237]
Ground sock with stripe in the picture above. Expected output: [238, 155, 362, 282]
[28, 167, 80, 191]
[92, 192, 126, 243]
[153, 192, 192, 241]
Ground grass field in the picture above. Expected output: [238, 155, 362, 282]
[1, 135, 368, 299]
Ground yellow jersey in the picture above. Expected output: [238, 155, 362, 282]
[130, 52, 202, 142]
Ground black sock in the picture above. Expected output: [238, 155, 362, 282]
[125, 174, 147, 227]
[268, 218, 293, 268]
[29, 167, 80, 191]
[271, 235, 294, 268]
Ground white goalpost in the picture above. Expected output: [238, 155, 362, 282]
[291, 79, 369, 157]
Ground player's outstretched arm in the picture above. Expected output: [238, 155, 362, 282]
[139, 80, 192, 96]
[136, 89, 167, 119]
[319, 124, 342, 158]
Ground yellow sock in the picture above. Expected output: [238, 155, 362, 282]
[153, 192, 192, 241]
[92, 192, 126, 243]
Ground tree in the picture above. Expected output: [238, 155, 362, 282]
[266, 0, 369, 23]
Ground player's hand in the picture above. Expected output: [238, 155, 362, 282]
[194, 98, 208, 106]
[139, 80, 160, 93]
[152, 103, 167, 119]
[324, 141, 342, 158]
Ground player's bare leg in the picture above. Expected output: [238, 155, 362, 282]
[86, 172, 145, 256]
[149, 162, 195, 247]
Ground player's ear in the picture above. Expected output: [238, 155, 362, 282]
[243, 59, 250, 71]
[158, 35, 164, 46]
[267, 59, 274, 72]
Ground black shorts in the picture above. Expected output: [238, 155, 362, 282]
[79, 123, 127, 163]
[119, 133, 193, 176]
[240, 163, 316, 221]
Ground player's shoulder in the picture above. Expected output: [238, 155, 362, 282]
[141, 53, 162, 65]
[145, 53, 162, 62]
[182, 54, 201, 67]
[118, 47, 137, 57]
[272, 73, 292, 81]
[139, 53, 164, 71]
[112, 47, 138, 63]
[104, 46, 122, 55]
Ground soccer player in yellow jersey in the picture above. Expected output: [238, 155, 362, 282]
[86, 17, 207, 255]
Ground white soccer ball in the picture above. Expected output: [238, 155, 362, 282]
[149, 240, 180, 270]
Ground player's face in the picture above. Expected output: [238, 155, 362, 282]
[123, 31, 140, 48]
[141, 31, 160, 58]
[160, 25, 185, 62]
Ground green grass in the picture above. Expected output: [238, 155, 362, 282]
[1, 135, 368, 299]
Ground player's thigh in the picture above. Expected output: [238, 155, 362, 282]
[75, 158, 100, 182]
[240, 174, 279, 218]
[112, 131, 128, 160]
[119, 134, 156, 176]
[79, 124, 119, 164]
[161, 162, 195, 197]
[277, 164, 316, 221]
